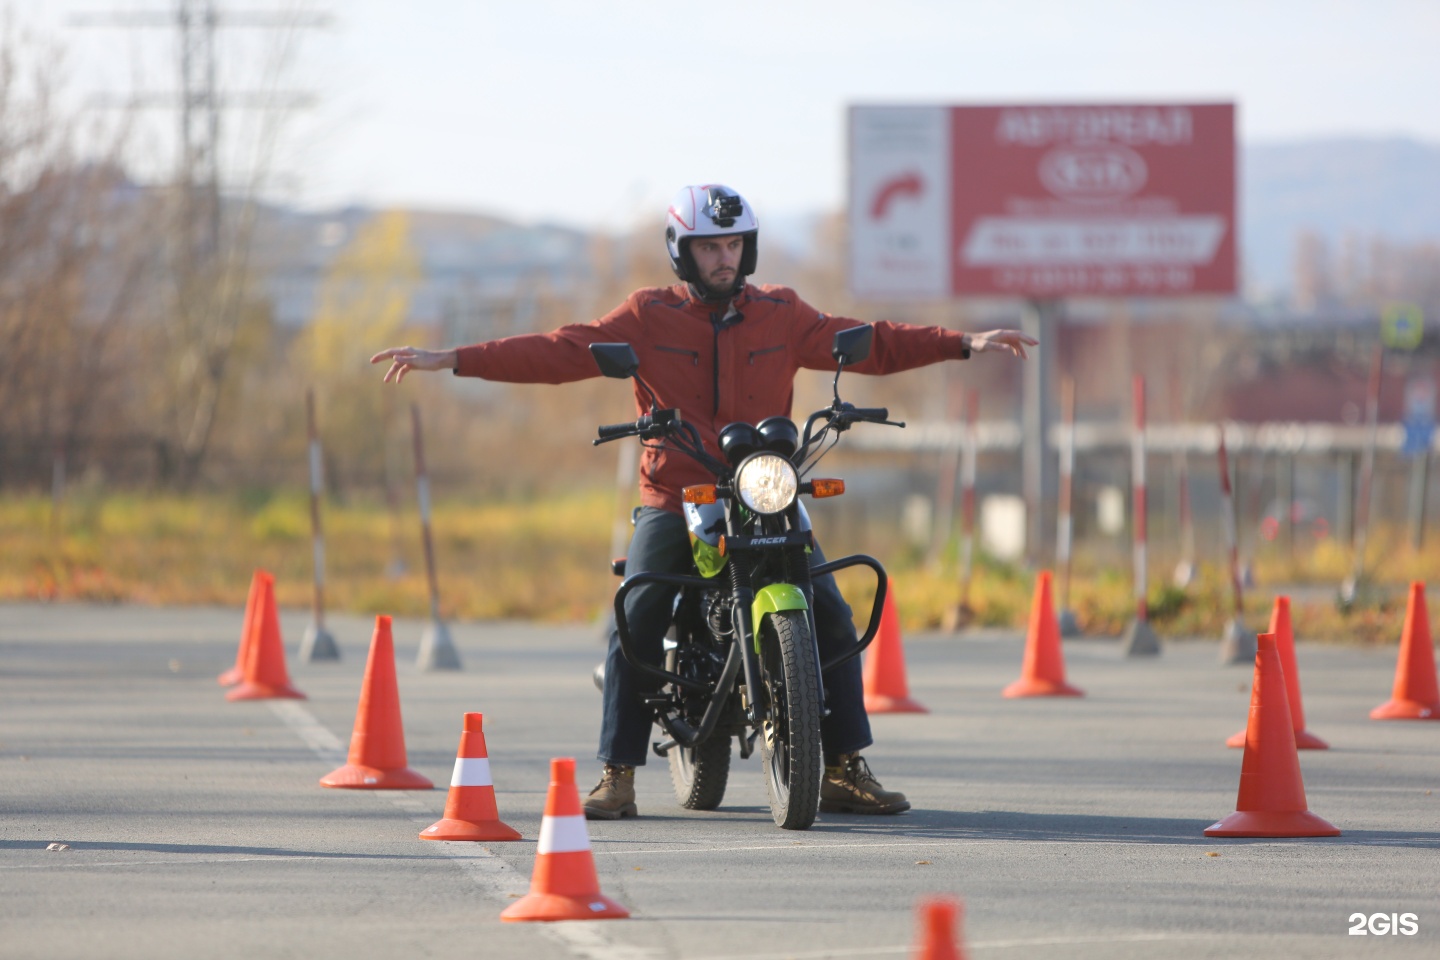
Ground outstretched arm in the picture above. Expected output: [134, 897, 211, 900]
[369, 346, 458, 384]
[961, 329, 1038, 360]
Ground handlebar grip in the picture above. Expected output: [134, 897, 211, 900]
[851, 407, 890, 422]
[597, 422, 636, 441]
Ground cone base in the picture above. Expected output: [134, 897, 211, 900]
[1370, 698, 1440, 720]
[420, 817, 522, 842]
[1204, 808, 1340, 837]
[1002, 678, 1084, 698]
[1121, 618, 1162, 657]
[1057, 608, 1083, 637]
[501, 891, 629, 922]
[216, 668, 242, 686]
[319, 763, 433, 790]
[864, 693, 929, 714]
[225, 681, 305, 701]
[1226, 728, 1329, 749]
[940, 603, 974, 632]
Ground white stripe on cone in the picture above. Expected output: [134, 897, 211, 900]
[537, 814, 591, 854]
[450, 756, 493, 788]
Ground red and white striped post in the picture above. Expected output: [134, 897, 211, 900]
[412, 403, 461, 671]
[1171, 373, 1196, 587]
[960, 388, 979, 605]
[1217, 424, 1257, 664]
[1174, 449, 1195, 585]
[944, 388, 980, 631]
[1056, 375, 1080, 636]
[1121, 375, 1160, 655]
[299, 390, 340, 662]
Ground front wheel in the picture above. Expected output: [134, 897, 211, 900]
[668, 734, 731, 810]
[757, 609, 823, 830]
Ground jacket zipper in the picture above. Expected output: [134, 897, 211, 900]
[712, 321, 722, 417]
[748, 344, 785, 365]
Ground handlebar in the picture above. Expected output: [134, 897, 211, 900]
[593, 408, 698, 450]
[596, 422, 636, 443]
[848, 406, 890, 423]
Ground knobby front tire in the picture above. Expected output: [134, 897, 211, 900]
[668, 735, 732, 810]
[758, 609, 823, 830]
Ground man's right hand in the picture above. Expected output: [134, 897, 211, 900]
[369, 346, 458, 384]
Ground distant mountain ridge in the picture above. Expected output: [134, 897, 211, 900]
[1241, 137, 1440, 295]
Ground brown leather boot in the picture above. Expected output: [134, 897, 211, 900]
[583, 764, 638, 820]
[820, 753, 911, 814]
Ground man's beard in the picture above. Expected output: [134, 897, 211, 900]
[694, 271, 741, 302]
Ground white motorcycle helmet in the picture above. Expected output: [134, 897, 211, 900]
[664, 184, 759, 289]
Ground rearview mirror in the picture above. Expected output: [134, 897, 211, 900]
[591, 343, 640, 380]
[832, 326, 873, 367]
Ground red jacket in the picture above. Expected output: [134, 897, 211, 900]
[455, 282, 969, 514]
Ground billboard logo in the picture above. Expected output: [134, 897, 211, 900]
[870, 172, 925, 220]
[1039, 144, 1148, 203]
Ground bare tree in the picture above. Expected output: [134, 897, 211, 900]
[145, 5, 324, 487]
[0, 14, 149, 488]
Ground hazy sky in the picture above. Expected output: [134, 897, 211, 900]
[20, 0, 1440, 229]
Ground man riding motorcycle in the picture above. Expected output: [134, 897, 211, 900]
[372, 184, 1036, 820]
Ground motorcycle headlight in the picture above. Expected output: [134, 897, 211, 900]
[735, 453, 798, 515]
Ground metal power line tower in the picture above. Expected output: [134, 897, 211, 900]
[75, 1, 329, 270]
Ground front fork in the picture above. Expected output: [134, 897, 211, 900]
[725, 550, 770, 725]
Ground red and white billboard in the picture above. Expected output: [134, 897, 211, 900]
[849, 103, 1236, 299]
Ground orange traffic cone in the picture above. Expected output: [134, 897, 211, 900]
[1228, 596, 1327, 749]
[320, 615, 432, 789]
[1003, 571, 1083, 698]
[218, 569, 264, 686]
[500, 758, 629, 922]
[912, 896, 967, 960]
[1205, 632, 1340, 837]
[1370, 581, 1440, 720]
[420, 712, 521, 841]
[225, 572, 305, 701]
[863, 580, 927, 714]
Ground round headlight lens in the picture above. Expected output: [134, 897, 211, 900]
[735, 453, 798, 515]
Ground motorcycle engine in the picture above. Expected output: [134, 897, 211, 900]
[701, 591, 734, 642]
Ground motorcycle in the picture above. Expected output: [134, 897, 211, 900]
[591, 324, 903, 830]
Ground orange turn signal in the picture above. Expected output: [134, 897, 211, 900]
[683, 484, 718, 504]
[809, 479, 845, 498]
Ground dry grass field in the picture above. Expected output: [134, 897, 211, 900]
[1, 490, 1430, 646]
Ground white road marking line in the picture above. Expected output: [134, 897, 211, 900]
[0, 855, 344, 869]
[269, 700, 346, 761]
[588, 837, 1089, 857]
[688, 931, 1223, 960]
[267, 701, 658, 960]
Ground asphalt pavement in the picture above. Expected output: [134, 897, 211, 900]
[2, 601, 1437, 959]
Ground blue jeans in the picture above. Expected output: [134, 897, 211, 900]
[598, 507, 874, 767]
